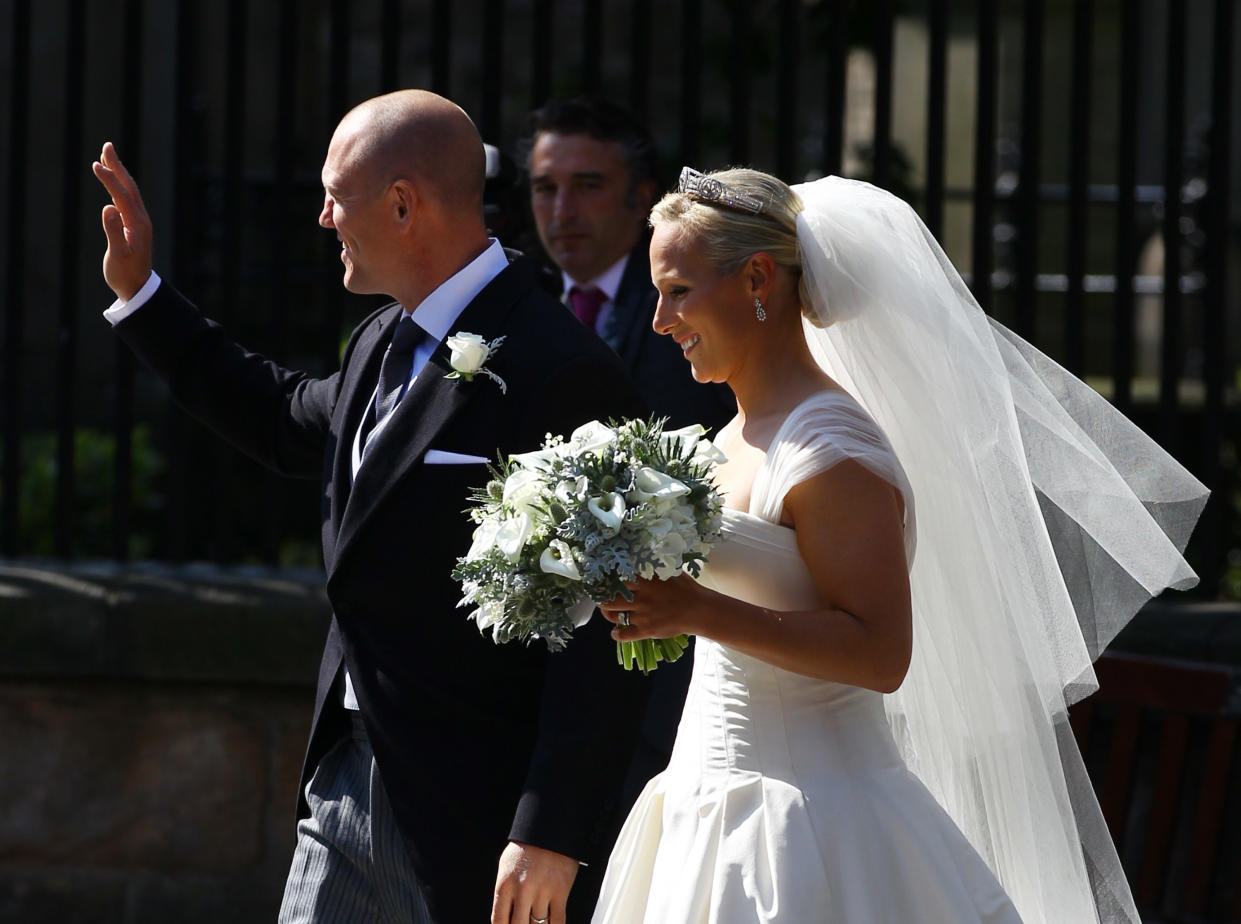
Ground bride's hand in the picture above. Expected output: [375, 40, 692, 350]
[599, 573, 712, 640]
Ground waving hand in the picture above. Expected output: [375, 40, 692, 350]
[91, 141, 152, 301]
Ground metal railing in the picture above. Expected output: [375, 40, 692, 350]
[1, 0, 1236, 595]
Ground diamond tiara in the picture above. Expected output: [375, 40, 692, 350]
[677, 167, 765, 216]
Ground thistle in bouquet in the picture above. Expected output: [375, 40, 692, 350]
[453, 417, 726, 673]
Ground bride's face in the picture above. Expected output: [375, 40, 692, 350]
[650, 223, 752, 385]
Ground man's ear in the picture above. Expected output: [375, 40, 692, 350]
[391, 179, 418, 224]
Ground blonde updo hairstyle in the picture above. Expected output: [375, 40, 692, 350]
[649, 168, 825, 327]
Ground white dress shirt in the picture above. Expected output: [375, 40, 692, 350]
[351, 240, 508, 475]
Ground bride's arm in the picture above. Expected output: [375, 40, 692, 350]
[602, 459, 912, 692]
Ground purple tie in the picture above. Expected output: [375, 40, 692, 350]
[568, 286, 608, 330]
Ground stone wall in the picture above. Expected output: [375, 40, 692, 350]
[0, 562, 329, 924]
[1, 561, 1237, 922]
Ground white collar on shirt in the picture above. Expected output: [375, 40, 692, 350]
[406, 238, 509, 339]
[350, 237, 509, 477]
[560, 251, 629, 305]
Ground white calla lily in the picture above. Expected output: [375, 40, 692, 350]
[509, 447, 559, 470]
[555, 476, 589, 503]
[567, 596, 596, 627]
[568, 420, 616, 455]
[466, 518, 503, 560]
[502, 468, 544, 514]
[632, 466, 690, 500]
[692, 440, 727, 465]
[494, 513, 533, 562]
[660, 423, 707, 457]
[539, 540, 581, 580]
[587, 492, 626, 535]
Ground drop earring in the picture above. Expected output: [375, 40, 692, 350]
[754, 296, 767, 322]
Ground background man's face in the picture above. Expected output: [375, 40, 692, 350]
[529, 132, 649, 284]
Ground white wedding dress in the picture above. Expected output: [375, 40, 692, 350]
[592, 392, 1022, 923]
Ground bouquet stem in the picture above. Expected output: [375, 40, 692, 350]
[617, 633, 691, 674]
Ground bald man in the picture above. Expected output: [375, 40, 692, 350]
[94, 90, 649, 924]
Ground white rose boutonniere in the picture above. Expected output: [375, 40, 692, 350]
[445, 332, 507, 393]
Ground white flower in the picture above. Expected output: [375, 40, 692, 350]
[641, 516, 674, 541]
[692, 440, 727, 465]
[652, 530, 689, 579]
[555, 476, 589, 503]
[502, 468, 544, 514]
[466, 518, 502, 560]
[445, 332, 490, 372]
[510, 447, 560, 470]
[445, 331, 507, 393]
[567, 596, 596, 627]
[568, 420, 616, 455]
[587, 492, 626, 536]
[470, 601, 502, 632]
[494, 512, 534, 562]
[539, 539, 581, 580]
[630, 466, 690, 501]
[660, 423, 707, 457]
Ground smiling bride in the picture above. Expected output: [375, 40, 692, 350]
[592, 167, 1207, 924]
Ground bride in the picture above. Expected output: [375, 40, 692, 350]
[592, 168, 1207, 923]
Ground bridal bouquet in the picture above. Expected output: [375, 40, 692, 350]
[453, 418, 726, 673]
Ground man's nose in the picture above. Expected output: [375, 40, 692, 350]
[553, 188, 576, 221]
[318, 195, 334, 229]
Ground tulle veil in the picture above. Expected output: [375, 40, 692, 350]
[790, 176, 1208, 924]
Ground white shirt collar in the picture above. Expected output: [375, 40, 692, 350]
[407, 238, 509, 340]
[561, 251, 629, 304]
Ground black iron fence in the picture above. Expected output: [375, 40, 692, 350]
[1, 0, 1238, 596]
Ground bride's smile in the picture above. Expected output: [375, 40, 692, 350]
[650, 223, 756, 386]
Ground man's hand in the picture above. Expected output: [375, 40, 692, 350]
[492, 841, 578, 924]
[91, 141, 153, 302]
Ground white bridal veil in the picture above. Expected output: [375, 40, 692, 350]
[791, 176, 1208, 924]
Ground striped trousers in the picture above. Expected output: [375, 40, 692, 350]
[278, 717, 434, 923]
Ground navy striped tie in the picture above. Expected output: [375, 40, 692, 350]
[374, 317, 423, 425]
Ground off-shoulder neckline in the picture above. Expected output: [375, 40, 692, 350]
[717, 388, 878, 526]
[719, 506, 799, 542]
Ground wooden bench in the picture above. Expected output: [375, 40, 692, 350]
[1070, 652, 1241, 923]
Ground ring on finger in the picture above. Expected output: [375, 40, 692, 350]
[530, 915, 549, 924]
[618, 611, 631, 628]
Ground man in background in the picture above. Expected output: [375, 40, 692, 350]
[526, 96, 734, 433]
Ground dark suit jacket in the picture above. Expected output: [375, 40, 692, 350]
[113, 255, 650, 924]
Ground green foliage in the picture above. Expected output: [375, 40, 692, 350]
[1225, 551, 1241, 602]
[7, 427, 165, 558]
